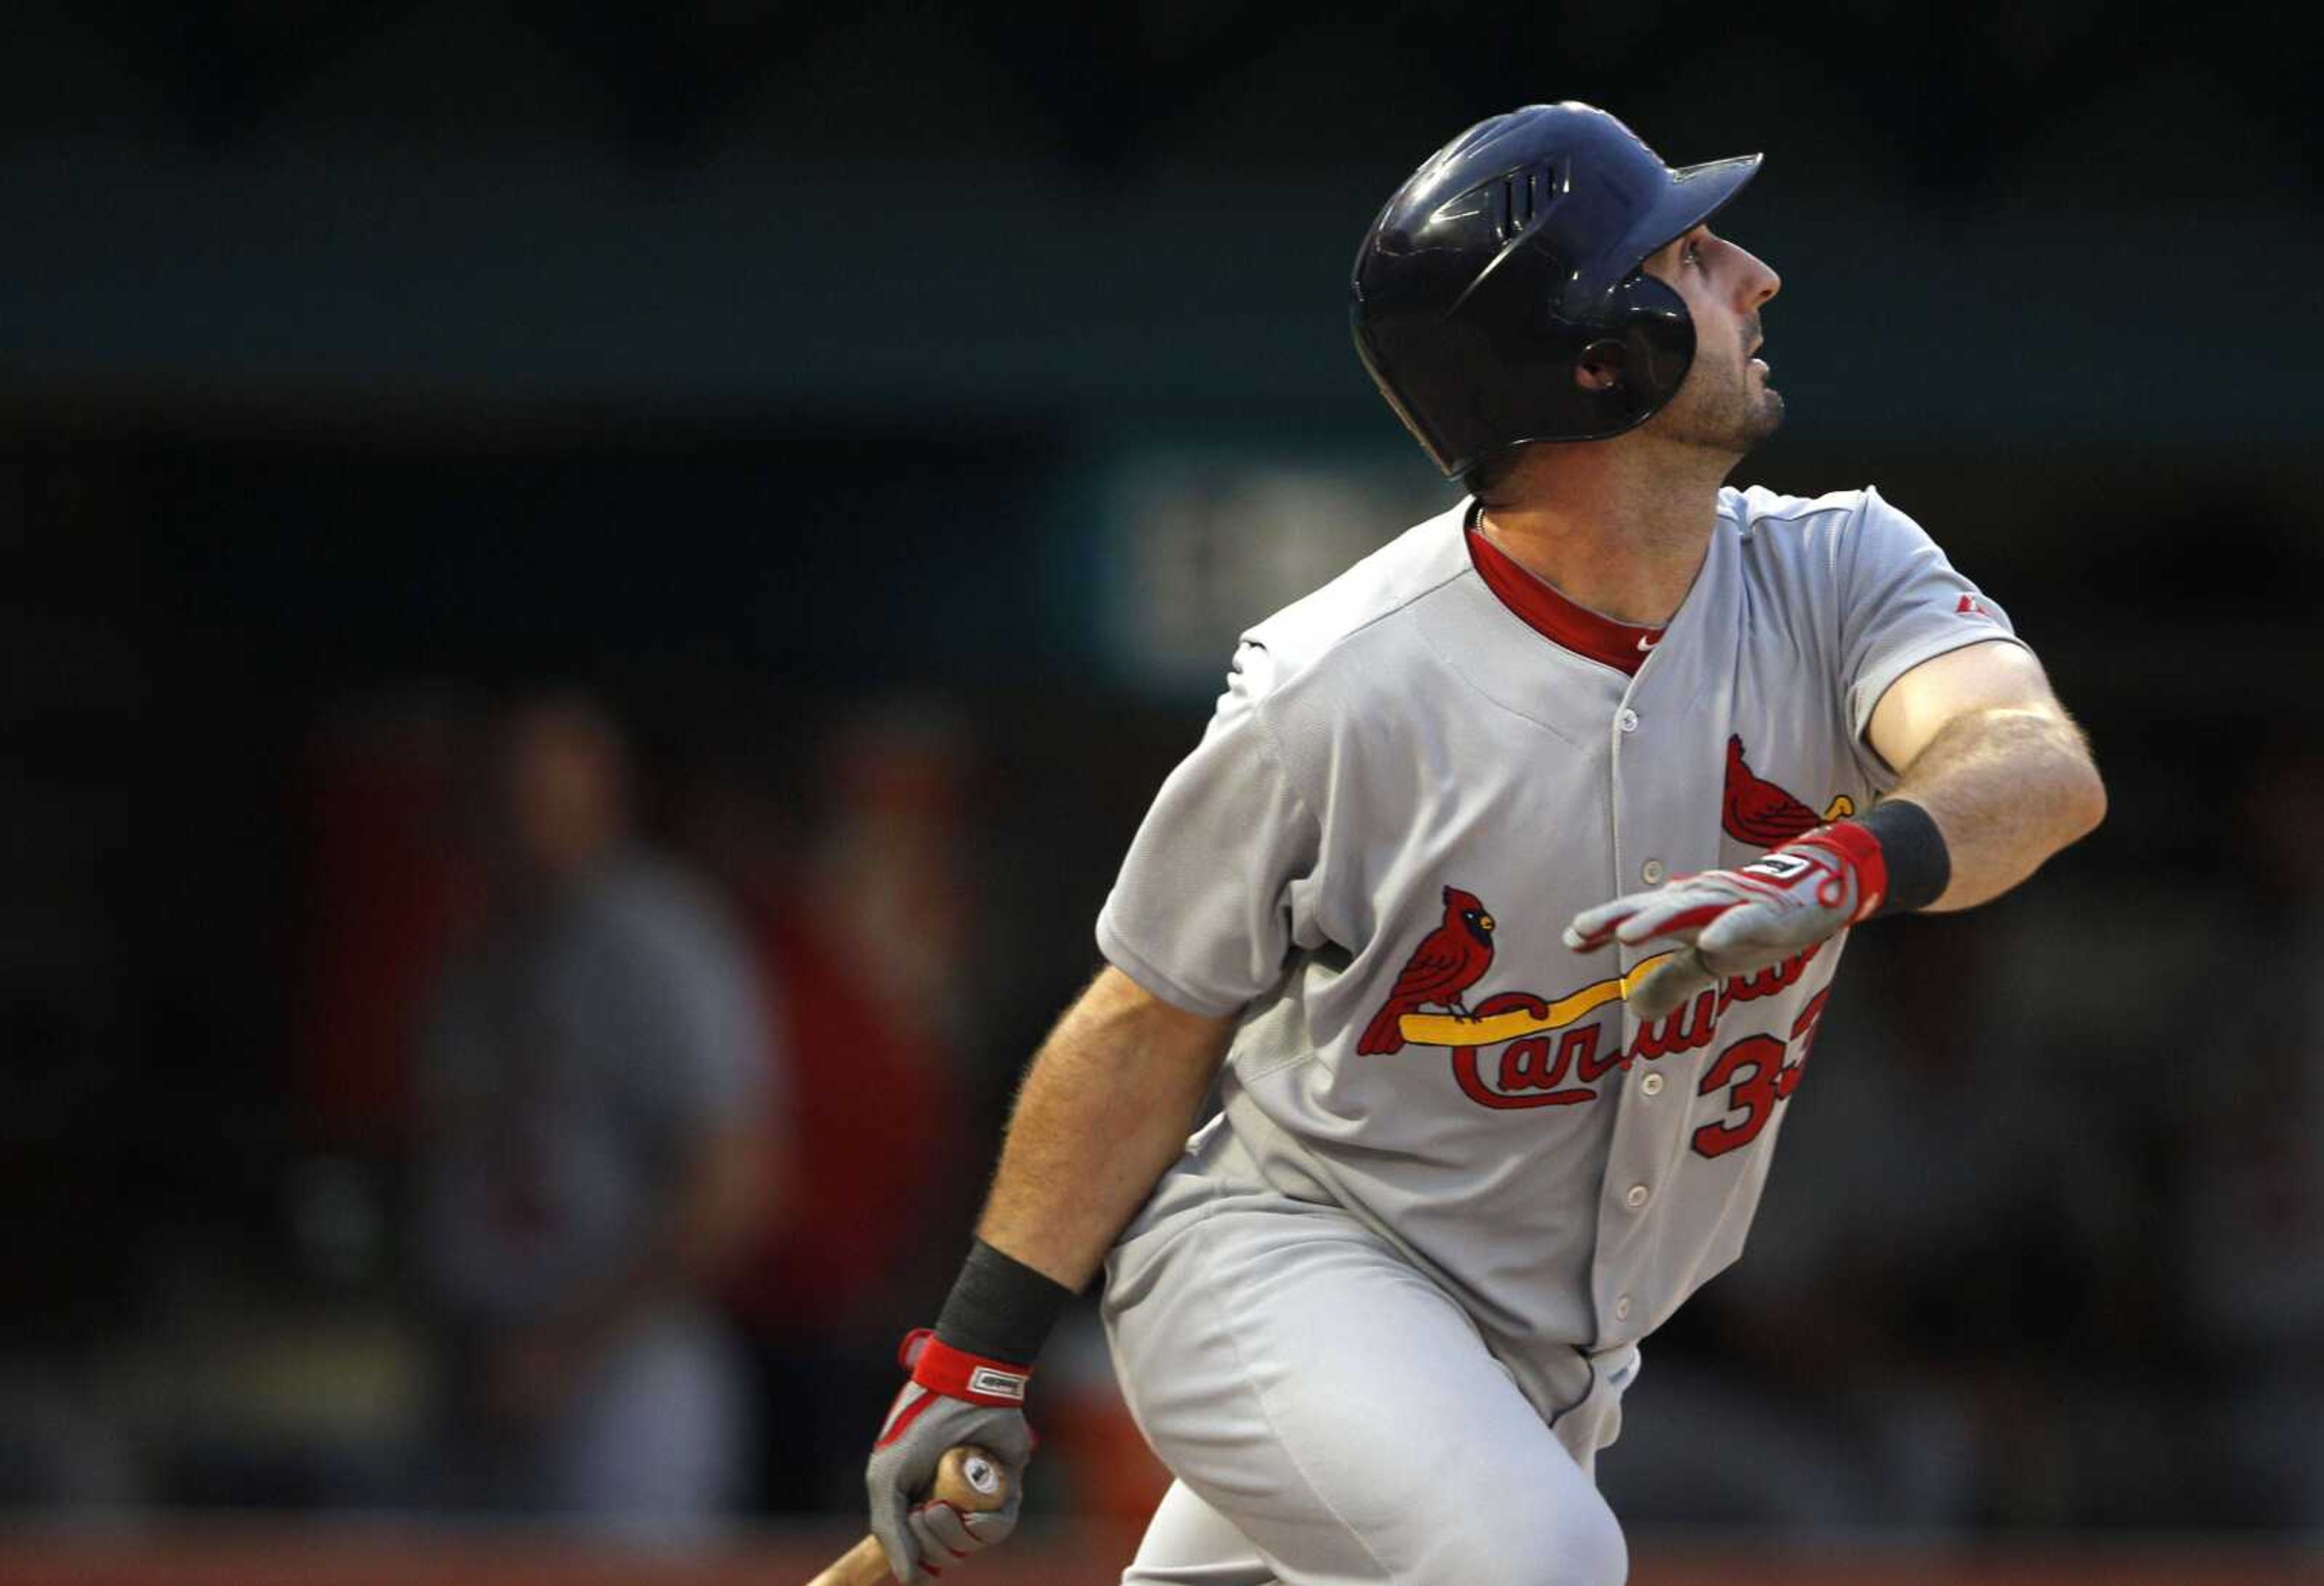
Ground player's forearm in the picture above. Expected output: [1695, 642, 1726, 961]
[976, 967, 1235, 1293]
[1885, 704, 2105, 911]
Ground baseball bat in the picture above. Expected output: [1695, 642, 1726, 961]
[806, 1444, 1011, 1586]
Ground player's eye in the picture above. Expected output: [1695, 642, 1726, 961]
[1682, 238, 1704, 267]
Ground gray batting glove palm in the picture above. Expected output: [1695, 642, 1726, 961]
[867, 1329, 1034, 1581]
[1563, 826, 1884, 1021]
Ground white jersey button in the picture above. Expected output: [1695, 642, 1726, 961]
[1617, 709, 1640, 733]
[1640, 858, 1665, 884]
[1615, 1295, 1633, 1322]
[1624, 1183, 1651, 1209]
[1640, 1072, 1665, 1096]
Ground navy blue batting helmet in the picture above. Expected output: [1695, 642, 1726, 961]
[1350, 102, 1762, 480]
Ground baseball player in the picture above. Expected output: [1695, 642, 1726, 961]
[858, 102, 2105, 1584]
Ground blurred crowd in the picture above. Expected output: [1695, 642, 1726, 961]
[0, 678, 2316, 1545]
[0, 682, 1176, 1547]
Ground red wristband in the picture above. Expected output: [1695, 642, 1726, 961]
[901, 1328, 1032, 1407]
[1790, 820, 1888, 923]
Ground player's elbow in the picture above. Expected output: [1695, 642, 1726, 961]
[2013, 707, 2107, 851]
[2066, 759, 2108, 843]
[2052, 730, 2108, 847]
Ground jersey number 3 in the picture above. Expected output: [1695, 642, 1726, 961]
[1690, 988, 1830, 1160]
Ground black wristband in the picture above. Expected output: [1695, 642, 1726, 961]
[1858, 798, 1950, 917]
[933, 1237, 1075, 1366]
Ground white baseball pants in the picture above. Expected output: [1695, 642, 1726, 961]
[1103, 1159, 1634, 1585]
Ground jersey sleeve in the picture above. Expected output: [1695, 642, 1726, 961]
[1837, 485, 2032, 785]
[1096, 642, 1322, 1018]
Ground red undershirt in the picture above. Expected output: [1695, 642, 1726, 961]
[1465, 523, 1666, 676]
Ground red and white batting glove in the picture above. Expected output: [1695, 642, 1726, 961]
[1563, 823, 1889, 1020]
[866, 1329, 1034, 1581]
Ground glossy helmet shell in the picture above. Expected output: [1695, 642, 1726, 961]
[1350, 102, 1761, 479]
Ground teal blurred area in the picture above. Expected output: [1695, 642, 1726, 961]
[3, 4, 2316, 450]
[4, 143, 2317, 448]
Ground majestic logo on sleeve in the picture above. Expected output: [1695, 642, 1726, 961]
[1722, 735, 1854, 845]
[1356, 886, 1496, 1054]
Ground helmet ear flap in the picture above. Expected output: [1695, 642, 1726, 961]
[1607, 270, 1698, 408]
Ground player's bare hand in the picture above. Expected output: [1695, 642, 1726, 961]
[866, 1329, 1034, 1582]
[1563, 825, 1883, 1020]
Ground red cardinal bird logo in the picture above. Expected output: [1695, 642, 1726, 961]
[1721, 735, 1827, 846]
[1357, 886, 1497, 1055]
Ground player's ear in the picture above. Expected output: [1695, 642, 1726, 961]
[1575, 339, 1626, 392]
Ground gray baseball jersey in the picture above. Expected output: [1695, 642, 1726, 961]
[1097, 483, 2025, 1429]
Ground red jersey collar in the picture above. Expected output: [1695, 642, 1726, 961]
[1465, 522, 1664, 675]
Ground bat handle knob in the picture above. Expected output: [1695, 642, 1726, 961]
[959, 1452, 1001, 1496]
[932, 1444, 1009, 1509]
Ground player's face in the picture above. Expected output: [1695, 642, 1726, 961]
[1640, 225, 1784, 455]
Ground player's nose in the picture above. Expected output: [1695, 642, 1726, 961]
[1732, 243, 1780, 310]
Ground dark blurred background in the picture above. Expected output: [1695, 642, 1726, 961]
[2, 2, 2322, 1581]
